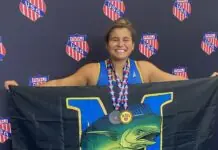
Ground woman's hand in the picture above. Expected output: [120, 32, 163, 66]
[210, 72, 218, 77]
[4, 80, 19, 90]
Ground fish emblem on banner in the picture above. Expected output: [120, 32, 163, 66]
[0, 37, 6, 61]
[201, 32, 218, 55]
[173, 0, 191, 22]
[29, 74, 49, 86]
[103, 0, 125, 21]
[172, 67, 188, 78]
[19, 0, 47, 22]
[66, 34, 90, 61]
[0, 118, 11, 144]
[139, 33, 159, 58]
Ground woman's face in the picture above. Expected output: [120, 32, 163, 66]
[106, 28, 134, 61]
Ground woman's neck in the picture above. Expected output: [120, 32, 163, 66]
[111, 58, 128, 79]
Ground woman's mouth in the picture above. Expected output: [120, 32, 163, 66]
[115, 49, 126, 53]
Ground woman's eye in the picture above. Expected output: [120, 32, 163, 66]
[123, 38, 131, 42]
[111, 38, 118, 41]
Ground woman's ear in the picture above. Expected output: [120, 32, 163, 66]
[132, 42, 135, 51]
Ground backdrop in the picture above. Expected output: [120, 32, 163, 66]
[0, 0, 218, 149]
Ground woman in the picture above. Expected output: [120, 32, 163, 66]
[4, 18, 217, 89]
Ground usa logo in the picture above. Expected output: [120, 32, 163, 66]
[0, 118, 11, 144]
[201, 32, 218, 55]
[19, 0, 47, 22]
[29, 74, 49, 86]
[139, 33, 159, 58]
[173, 0, 191, 22]
[172, 67, 188, 78]
[66, 34, 90, 61]
[0, 37, 6, 61]
[103, 0, 125, 21]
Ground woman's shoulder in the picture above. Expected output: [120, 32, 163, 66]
[135, 60, 158, 74]
[83, 62, 100, 70]
[135, 60, 154, 67]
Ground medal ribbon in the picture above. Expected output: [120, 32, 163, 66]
[106, 59, 130, 110]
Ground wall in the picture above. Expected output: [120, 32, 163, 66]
[0, 0, 218, 149]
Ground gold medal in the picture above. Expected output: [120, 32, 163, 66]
[120, 110, 133, 124]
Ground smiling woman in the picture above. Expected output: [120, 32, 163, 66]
[4, 18, 188, 89]
[4, 18, 217, 110]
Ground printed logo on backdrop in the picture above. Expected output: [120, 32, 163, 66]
[19, 0, 47, 22]
[173, 0, 191, 22]
[172, 67, 188, 78]
[29, 74, 49, 86]
[201, 32, 218, 55]
[66, 34, 90, 62]
[103, 0, 125, 21]
[0, 36, 6, 61]
[0, 118, 11, 144]
[139, 33, 159, 59]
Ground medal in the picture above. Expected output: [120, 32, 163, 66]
[120, 110, 133, 124]
[109, 110, 121, 124]
[107, 59, 132, 123]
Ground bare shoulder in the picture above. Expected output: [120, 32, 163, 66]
[78, 63, 99, 72]
[77, 62, 100, 78]
[136, 60, 186, 82]
[135, 60, 154, 83]
[78, 62, 100, 85]
[136, 60, 156, 73]
[136, 60, 154, 67]
[47, 62, 100, 87]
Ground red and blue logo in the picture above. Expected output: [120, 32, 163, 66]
[173, 0, 191, 22]
[0, 118, 11, 144]
[29, 74, 49, 86]
[66, 34, 90, 61]
[172, 67, 188, 79]
[103, 0, 125, 21]
[0, 37, 6, 61]
[201, 32, 218, 55]
[19, 0, 47, 22]
[139, 33, 159, 58]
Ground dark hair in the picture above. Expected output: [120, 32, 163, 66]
[104, 18, 136, 43]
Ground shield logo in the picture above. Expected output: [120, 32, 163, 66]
[172, 67, 188, 78]
[103, 0, 125, 21]
[19, 0, 47, 22]
[201, 33, 218, 55]
[66, 34, 90, 61]
[0, 37, 6, 61]
[173, 0, 191, 22]
[0, 119, 11, 144]
[29, 74, 49, 86]
[139, 33, 159, 58]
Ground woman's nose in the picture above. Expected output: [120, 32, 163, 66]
[117, 40, 124, 46]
